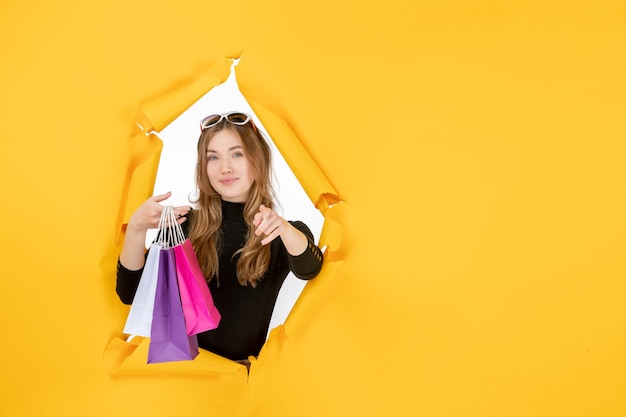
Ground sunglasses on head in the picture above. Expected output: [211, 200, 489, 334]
[200, 112, 256, 131]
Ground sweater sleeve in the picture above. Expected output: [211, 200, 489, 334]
[116, 258, 144, 305]
[286, 221, 324, 280]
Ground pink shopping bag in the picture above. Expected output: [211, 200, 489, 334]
[174, 239, 221, 335]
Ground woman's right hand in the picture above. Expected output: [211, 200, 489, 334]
[127, 192, 192, 233]
[120, 192, 191, 270]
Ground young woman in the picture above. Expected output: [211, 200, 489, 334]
[116, 112, 324, 364]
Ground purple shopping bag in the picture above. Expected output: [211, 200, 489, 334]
[174, 239, 221, 335]
[147, 247, 198, 364]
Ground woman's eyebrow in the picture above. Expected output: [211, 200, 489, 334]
[207, 145, 243, 152]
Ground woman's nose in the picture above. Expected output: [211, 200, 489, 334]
[220, 160, 233, 173]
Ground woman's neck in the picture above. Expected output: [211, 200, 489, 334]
[221, 199, 245, 220]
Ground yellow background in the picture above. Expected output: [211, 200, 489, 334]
[1, 1, 625, 416]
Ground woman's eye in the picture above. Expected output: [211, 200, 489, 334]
[233, 152, 244, 158]
[207, 154, 217, 161]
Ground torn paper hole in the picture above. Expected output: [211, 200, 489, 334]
[148, 62, 325, 335]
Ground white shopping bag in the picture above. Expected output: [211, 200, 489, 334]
[122, 244, 161, 337]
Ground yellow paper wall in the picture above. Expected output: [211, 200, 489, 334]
[1, 1, 625, 416]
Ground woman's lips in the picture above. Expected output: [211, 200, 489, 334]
[219, 178, 238, 185]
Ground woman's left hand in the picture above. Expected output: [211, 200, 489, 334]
[253, 205, 288, 245]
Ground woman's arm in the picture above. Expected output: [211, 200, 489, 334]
[116, 192, 191, 304]
[253, 205, 324, 279]
[119, 192, 191, 270]
[253, 204, 308, 255]
[285, 221, 324, 280]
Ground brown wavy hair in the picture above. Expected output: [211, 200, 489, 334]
[189, 119, 274, 287]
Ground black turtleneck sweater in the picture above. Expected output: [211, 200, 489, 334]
[116, 200, 324, 361]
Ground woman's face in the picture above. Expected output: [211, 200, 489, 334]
[205, 128, 255, 203]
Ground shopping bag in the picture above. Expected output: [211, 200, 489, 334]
[147, 246, 199, 363]
[122, 204, 173, 338]
[174, 239, 221, 335]
[122, 244, 161, 337]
